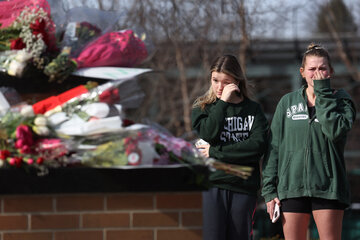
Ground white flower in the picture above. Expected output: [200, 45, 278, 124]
[44, 105, 62, 117]
[33, 125, 50, 136]
[82, 103, 109, 118]
[14, 51, 32, 62]
[7, 59, 26, 77]
[20, 105, 35, 117]
[34, 116, 47, 126]
[6, 51, 32, 77]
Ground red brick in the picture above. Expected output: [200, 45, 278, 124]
[0, 215, 27, 230]
[106, 230, 153, 240]
[156, 193, 201, 209]
[133, 212, 179, 227]
[82, 213, 130, 228]
[107, 194, 153, 210]
[157, 229, 202, 240]
[54, 231, 103, 240]
[56, 195, 104, 211]
[182, 211, 202, 226]
[3, 196, 53, 213]
[31, 214, 79, 229]
[4, 232, 52, 240]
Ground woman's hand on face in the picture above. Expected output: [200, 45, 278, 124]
[196, 144, 210, 158]
[266, 198, 281, 220]
[312, 70, 329, 81]
[220, 83, 241, 103]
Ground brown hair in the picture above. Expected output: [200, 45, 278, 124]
[192, 54, 252, 110]
[301, 43, 334, 72]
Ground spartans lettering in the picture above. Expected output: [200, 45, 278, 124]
[286, 103, 307, 118]
[220, 116, 254, 142]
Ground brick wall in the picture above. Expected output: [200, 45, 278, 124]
[0, 192, 202, 240]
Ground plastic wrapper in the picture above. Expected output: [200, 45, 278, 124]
[195, 138, 254, 180]
[59, 7, 119, 56]
[44, 29, 149, 82]
[77, 126, 206, 168]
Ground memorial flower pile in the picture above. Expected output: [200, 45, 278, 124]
[0, 110, 69, 173]
[0, 78, 207, 174]
[79, 127, 204, 168]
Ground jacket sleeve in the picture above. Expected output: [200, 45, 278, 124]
[261, 101, 283, 203]
[191, 100, 229, 144]
[314, 79, 356, 141]
[208, 105, 269, 165]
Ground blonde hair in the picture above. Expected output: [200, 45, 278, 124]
[192, 55, 252, 110]
[301, 43, 334, 72]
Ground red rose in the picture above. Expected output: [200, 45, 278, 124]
[30, 19, 47, 41]
[0, 150, 10, 160]
[99, 88, 120, 104]
[15, 157, 23, 167]
[36, 157, 44, 165]
[10, 38, 26, 50]
[30, 18, 58, 52]
[122, 119, 134, 127]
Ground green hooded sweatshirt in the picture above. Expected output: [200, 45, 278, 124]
[191, 98, 269, 195]
[261, 78, 356, 206]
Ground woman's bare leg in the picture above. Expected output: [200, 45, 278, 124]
[312, 209, 344, 240]
[282, 212, 311, 240]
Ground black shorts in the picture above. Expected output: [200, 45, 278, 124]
[280, 197, 348, 213]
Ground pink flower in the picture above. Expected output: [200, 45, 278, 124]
[9, 157, 22, 167]
[35, 139, 68, 160]
[9, 158, 16, 165]
[27, 158, 34, 164]
[16, 125, 33, 144]
[19, 145, 31, 154]
[15, 125, 34, 154]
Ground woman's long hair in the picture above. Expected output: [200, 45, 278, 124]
[192, 54, 252, 110]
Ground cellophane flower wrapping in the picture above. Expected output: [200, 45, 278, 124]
[1, 1, 150, 83]
[195, 139, 254, 180]
[78, 125, 205, 168]
[43, 6, 149, 82]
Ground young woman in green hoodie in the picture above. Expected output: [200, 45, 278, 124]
[192, 54, 268, 240]
[262, 43, 356, 240]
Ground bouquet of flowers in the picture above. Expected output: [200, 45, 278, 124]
[78, 126, 205, 168]
[44, 29, 148, 82]
[0, 0, 57, 77]
[195, 139, 254, 180]
[0, 0, 149, 83]
[0, 109, 70, 175]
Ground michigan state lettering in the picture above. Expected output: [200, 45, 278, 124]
[220, 116, 254, 142]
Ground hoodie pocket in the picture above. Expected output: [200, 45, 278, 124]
[310, 152, 331, 190]
[278, 151, 305, 191]
[279, 152, 292, 177]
